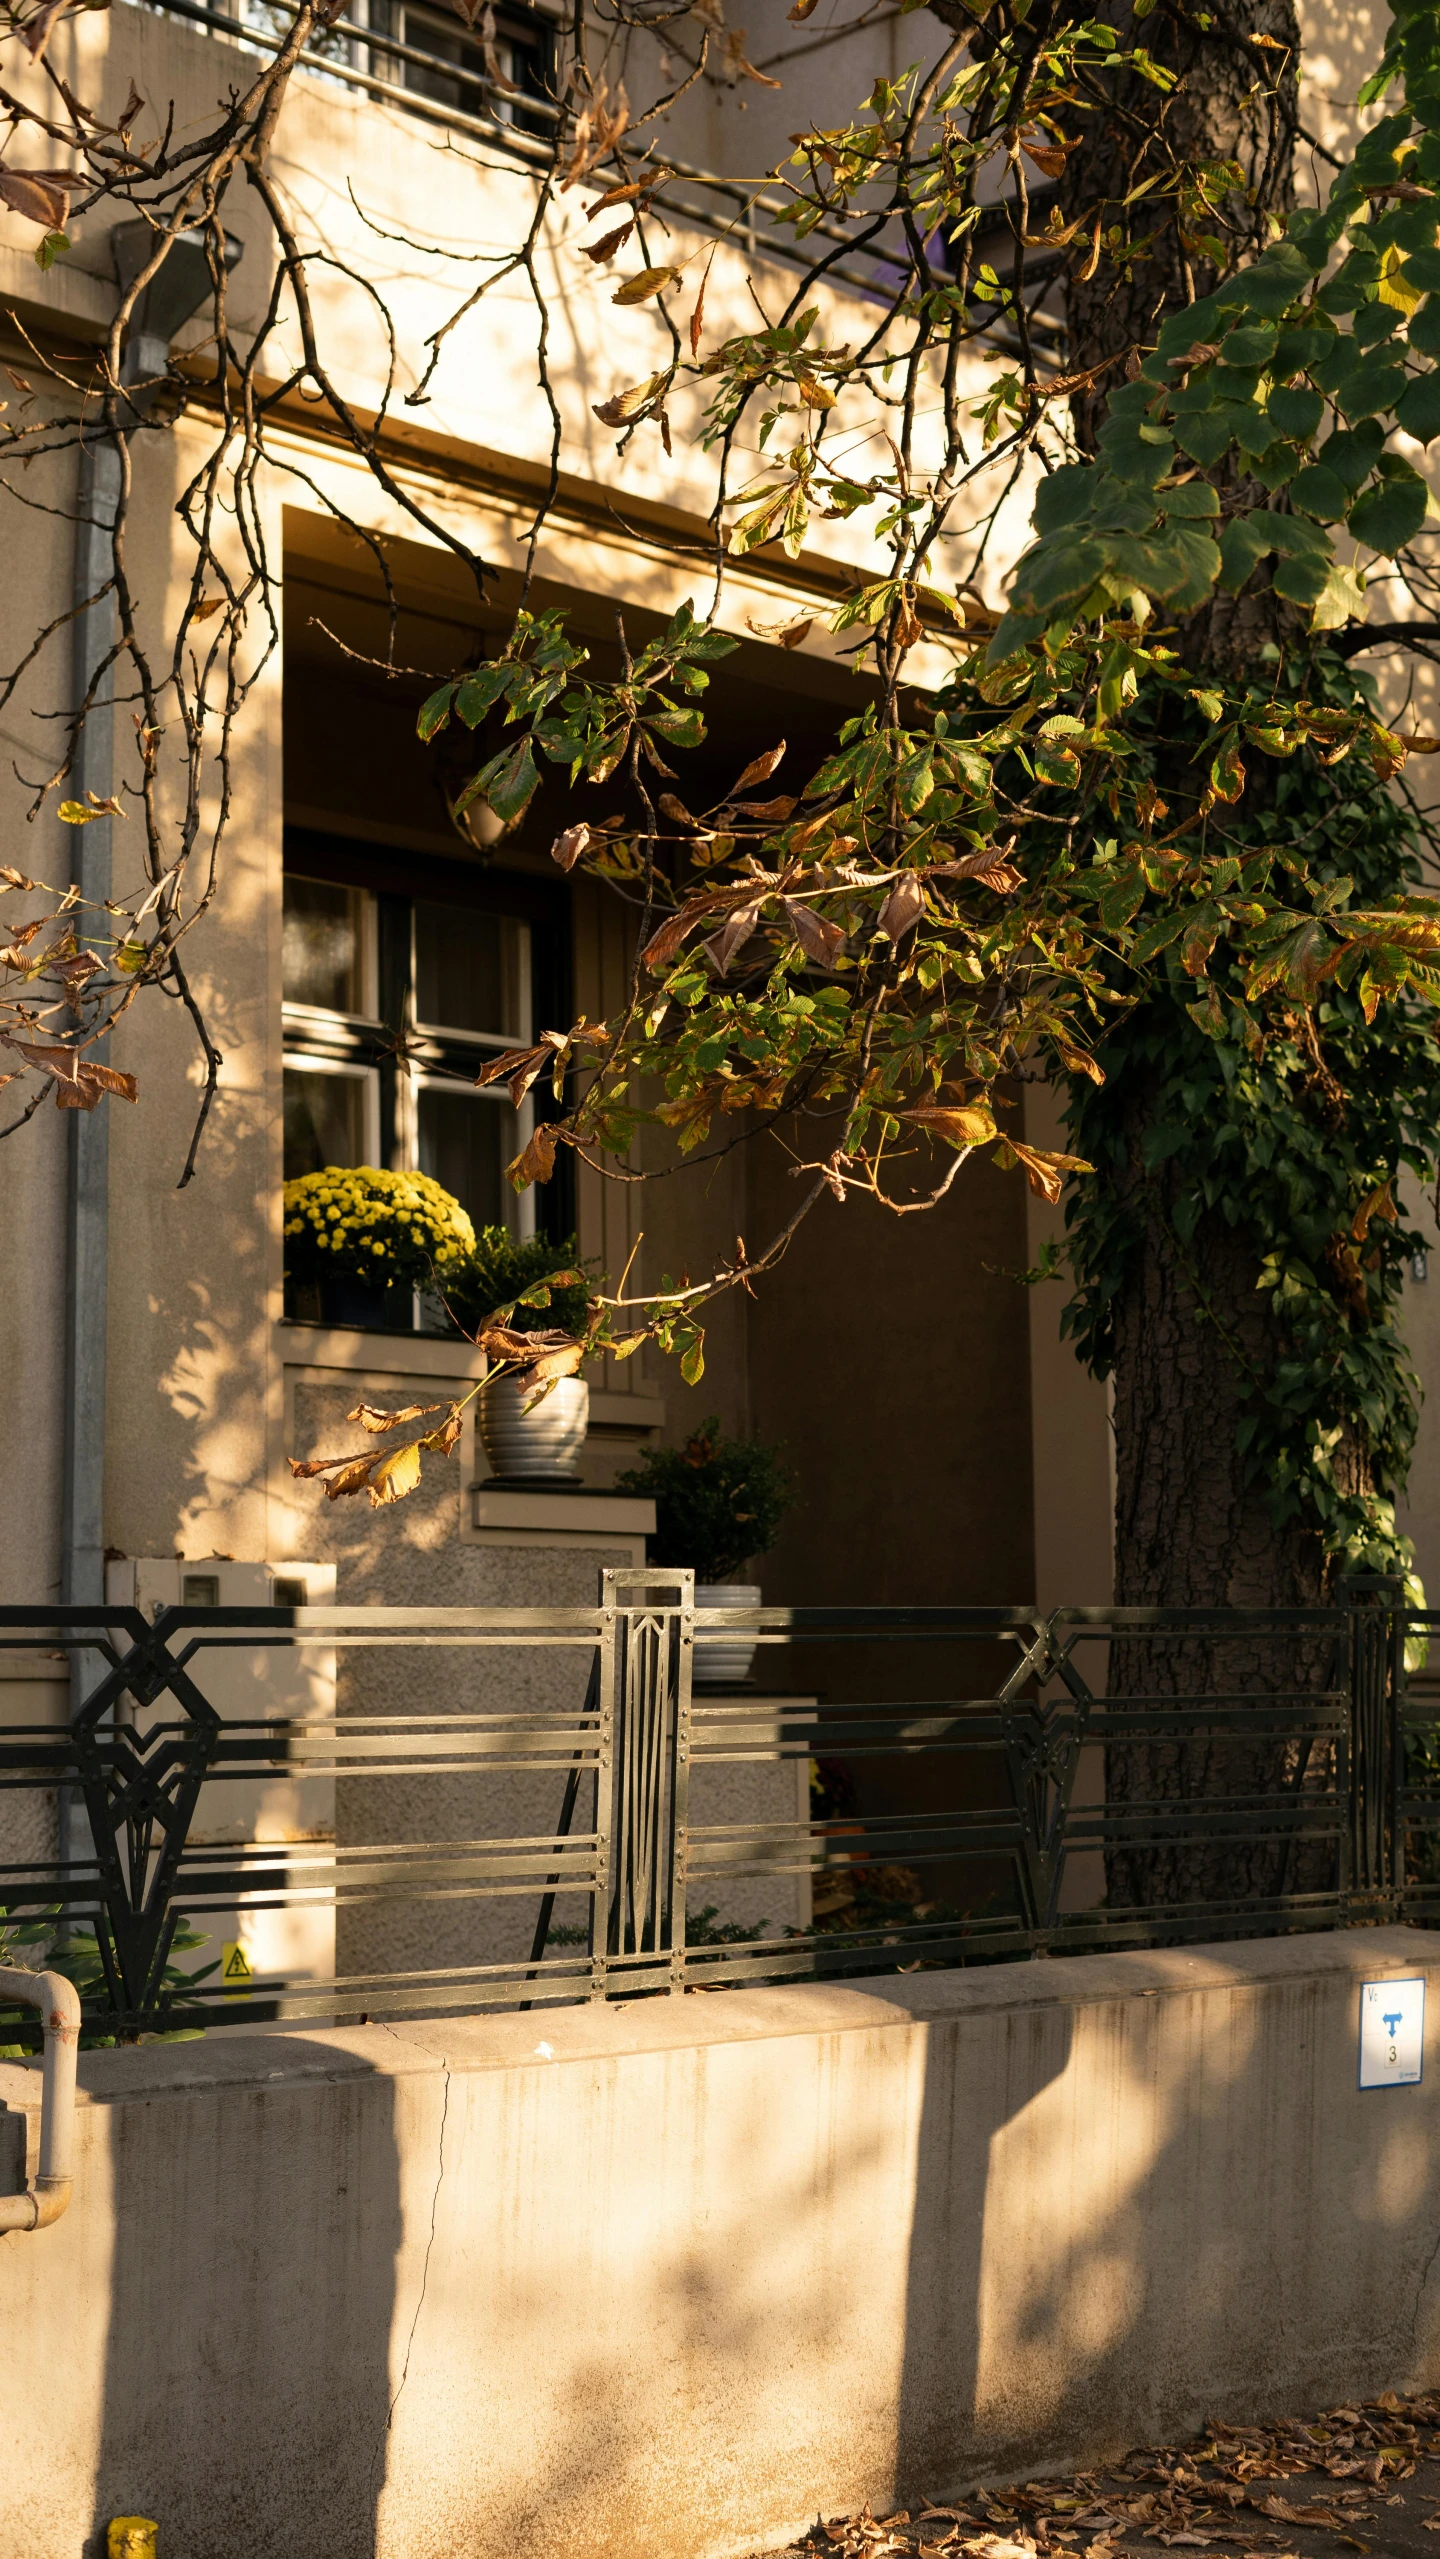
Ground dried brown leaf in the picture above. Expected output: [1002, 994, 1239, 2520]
[705, 897, 764, 975]
[901, 1102, 998, 1147]
[550, 822, 593, 871]
[347, 1400, 441, 1433]
[419, 1406, 465, 1456]
[580, 218, 634, 265]
[728, 741, 787, 794]
[366, 1440, 424, 1506]
[877, 874, 926, 940]
[782, 897, 846, 966]
[592, 368, 669, 426]
[613, 264, 680, 305]
[509, 1120, 560, 1186]
[0, 167, 73, 227]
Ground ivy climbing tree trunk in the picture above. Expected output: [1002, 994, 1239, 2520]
[1049, 0, 1349, 1899]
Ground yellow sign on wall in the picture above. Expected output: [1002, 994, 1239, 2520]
[221, 1941, 254, 1994]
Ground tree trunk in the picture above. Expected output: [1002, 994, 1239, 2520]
[1046, 0, 1340, 1902]
[1100, 1053, 1356, 1908]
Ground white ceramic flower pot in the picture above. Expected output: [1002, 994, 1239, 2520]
[694, 1581, 762, 1687]
[479, 1372, 588, 1482]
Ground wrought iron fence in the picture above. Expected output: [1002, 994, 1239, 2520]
[0, 1571, 1430, 2040]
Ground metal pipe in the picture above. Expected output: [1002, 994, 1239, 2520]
[0, 1969, 81, 2231]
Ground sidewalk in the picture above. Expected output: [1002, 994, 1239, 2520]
[760, 2393, 1440, 2559]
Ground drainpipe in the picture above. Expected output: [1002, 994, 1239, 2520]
[0, 1970, 81, 2231]
[59, 227, 242, 1843]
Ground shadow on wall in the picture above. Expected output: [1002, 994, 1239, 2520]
[898, 1994, 1076, 2498]
[84, 2038, 404, 2559]
[896, 1962, 1440, 2504]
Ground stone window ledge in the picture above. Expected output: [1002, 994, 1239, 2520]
[277, 1322, 665, 1428]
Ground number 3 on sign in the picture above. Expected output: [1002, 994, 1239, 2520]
[1359, 1977, 1425, 2088]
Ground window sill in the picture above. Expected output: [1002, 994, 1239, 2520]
[277, 1323, 665, 1425]
[279, 1320, 486, 1380]
[471, 1486, 656, 1535]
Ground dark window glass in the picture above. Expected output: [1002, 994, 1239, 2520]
[414, 900, 524, 1038]
[283, 878, 364, 1013]
[418, 1087, 510, 1231]
[284, 1066, 368, 1179]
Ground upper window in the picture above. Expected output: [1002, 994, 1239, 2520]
[199, 0, 556, 139]
[282, 872, 536, 1245]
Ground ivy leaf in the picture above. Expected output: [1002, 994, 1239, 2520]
[1349, 469, 1429, 552]
[1318, 422, 1386, 490]
[1033, 465, 1096, 534]
[1217, 512, 1274, 592]
[1290, 463, 1350, 521]
[1395, 371, 1440, 442]
[1273, 546, 1334, 606]
[1266, 383, 1324, 440]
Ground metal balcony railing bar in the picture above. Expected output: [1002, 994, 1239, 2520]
[0, 1574, 1420, 2040]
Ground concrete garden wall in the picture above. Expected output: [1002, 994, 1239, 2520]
[2, 1928, 1439, 2559]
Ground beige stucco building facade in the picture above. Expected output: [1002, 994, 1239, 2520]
[2, 0, 1437, 1935]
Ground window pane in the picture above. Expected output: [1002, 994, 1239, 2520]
[414, 902, 524, 1038]
[284, 1066, 367, 1180]
[283, 877, 363, 1013]
[417, 1088, 513, 1233]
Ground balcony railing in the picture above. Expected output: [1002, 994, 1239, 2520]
[137, 0, 1061, 337]
[0, 1571, 1428, 2041]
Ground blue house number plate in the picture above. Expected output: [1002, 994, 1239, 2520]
[1359, 1978, 1426, 2089]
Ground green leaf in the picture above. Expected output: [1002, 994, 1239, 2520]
[1158, 481, 1220, 519]
[1396, 371, 1440, 442]
[1404, 246, 1440, 295]
[1311, 557, 1368, 632]
[1217, 511, 1274, 592]
[1408, 300, 1440, 355]
[1289, 463, 1351, 520]
[1019, 536, 1107, 614]
[1336, 361, 1408, 420]
[1348, 470, 1429, 552]
[417, 684, 456, 742]
[1318, 422, 1386, 491]
[649, 707, 706, 748]
[1220, 323, 1278, 368]
[34, 228, 68, 271]
[1172, 411, 1235, 468]
[469, 735, 540, 825]
[679, 1333, 706, 1386]
[1225, 242, 1314, 316]
[1272, 547, 1333, 606]
[1312, 336, 1366, 395]
[1266, 383, 1324, 440]
[1033, 465, 1096, 535]
[1275, 323, 1336, 368]
[455, 665, 513, 727]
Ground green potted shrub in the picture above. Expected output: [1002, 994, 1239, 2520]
[444, 1227, 593, 1482]
[615, 1418, 794, 1684]
[283, 1167, 476, 1331]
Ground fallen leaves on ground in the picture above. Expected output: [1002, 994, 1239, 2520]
[758, 2395, 1440, 2559]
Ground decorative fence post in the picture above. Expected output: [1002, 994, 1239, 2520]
[595, 1568, 694, 1993]
[1339, 1573, 1407, 1917]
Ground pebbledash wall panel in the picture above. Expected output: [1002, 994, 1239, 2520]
[3, 1930, 1440, 2559]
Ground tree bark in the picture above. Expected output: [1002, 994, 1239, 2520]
[980, 0, 1345, 1901]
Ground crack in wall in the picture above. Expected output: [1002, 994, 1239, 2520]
[384, 2055, 451, 2450]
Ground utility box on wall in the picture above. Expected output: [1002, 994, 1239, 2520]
[103, 1559, 338, 2007]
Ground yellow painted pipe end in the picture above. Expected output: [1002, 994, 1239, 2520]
[107, 2520, 158, 2559]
